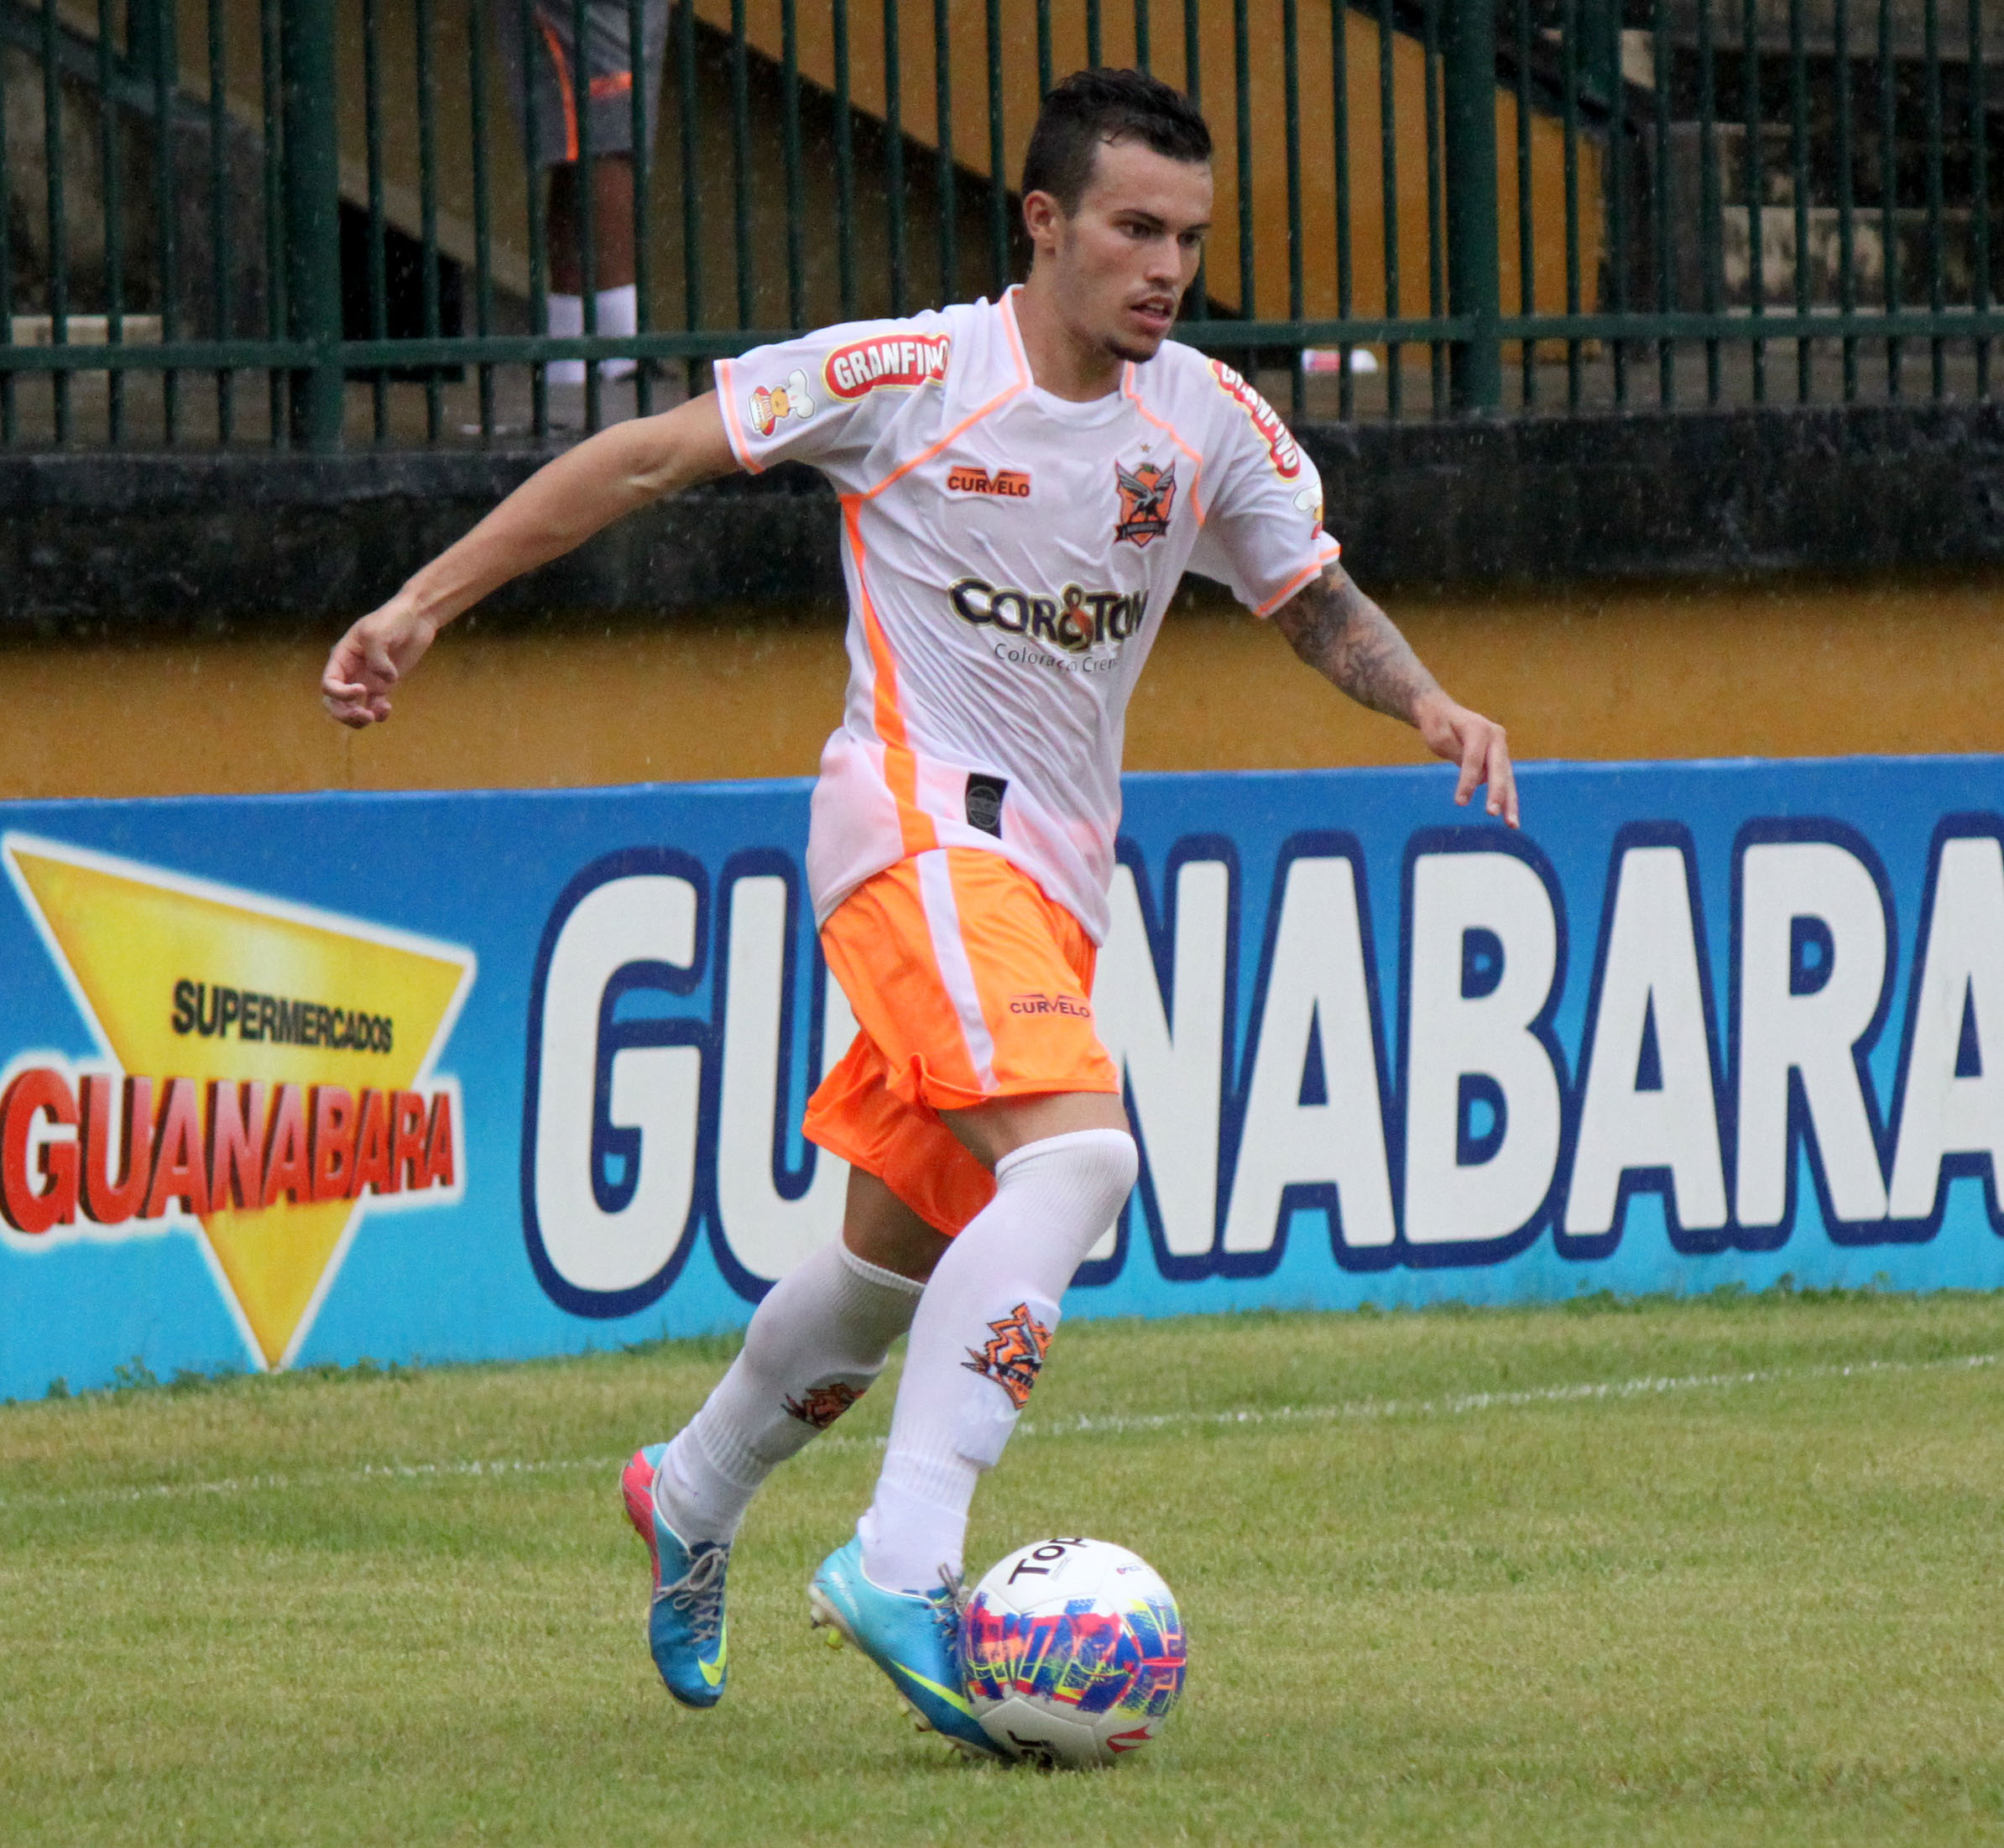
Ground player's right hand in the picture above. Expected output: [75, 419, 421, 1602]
[320, 599, 437, 728]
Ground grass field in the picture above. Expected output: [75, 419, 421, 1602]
[4, 1288, 2004, 1846]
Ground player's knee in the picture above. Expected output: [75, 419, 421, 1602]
[996, 1126, 1140, 1252]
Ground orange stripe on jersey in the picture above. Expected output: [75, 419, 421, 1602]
[711, 358, 760, 472]
[859, 290, 1032, 504]
[841, 496, 939, 857]
[1121, 362, 1209, 522]
[535, 18, 582, 163]
[1254, 551, 1337, 619]
[999, 285, 1033, 374]
[860, 385, 1027, 502]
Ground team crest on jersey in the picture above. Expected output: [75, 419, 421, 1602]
[783, 1381, 865, 1429]
[963, 1300, 1053, 1410]
[750, 368, 816, 437]
[1113, 459, 1177, 548]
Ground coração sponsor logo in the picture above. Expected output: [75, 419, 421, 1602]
[948, 576, 1147, 657]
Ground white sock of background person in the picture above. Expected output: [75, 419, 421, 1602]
[858, 1127, 1138, 1593]
[655, 1240, 923, 1546]
[543, 285, 638, 385]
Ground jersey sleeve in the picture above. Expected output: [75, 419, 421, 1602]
[1185, 359, 1342, 617]
[712, 314, 954, 493]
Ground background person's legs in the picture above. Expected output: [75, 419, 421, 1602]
[495, 0, 666, 385]
[544, 154, 638, 385]
[547, 154, 636, 295]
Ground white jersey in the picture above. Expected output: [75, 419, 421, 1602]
[715, 288, 1339, 942]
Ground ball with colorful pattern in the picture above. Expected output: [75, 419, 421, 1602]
[959, 1536, 1187, 1768]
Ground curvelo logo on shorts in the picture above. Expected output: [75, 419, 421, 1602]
[1006, 992, 1093, 1019]
[1208, 358, 1302, 478]
[823, 333, 952, 399]
[947, 463, 1032, 499]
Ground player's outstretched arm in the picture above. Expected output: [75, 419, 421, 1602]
[1270, 562, 1519, 827]
[320, 393, 738, 728]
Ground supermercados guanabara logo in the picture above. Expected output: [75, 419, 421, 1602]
[0, 834, 474, 1370]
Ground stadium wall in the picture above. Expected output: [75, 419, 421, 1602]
[8, 402, 2004, 634]
[4, 756, 2004, 1397]
[0, 571, 1999, 803]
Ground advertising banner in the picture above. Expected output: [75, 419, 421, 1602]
[3, 755, 2001, 1401]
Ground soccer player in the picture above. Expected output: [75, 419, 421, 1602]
[321, 69, 1516, 1756]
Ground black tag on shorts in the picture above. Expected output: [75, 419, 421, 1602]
[965, 773, 1008, 837]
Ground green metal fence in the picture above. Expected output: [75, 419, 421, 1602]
[0, 0, 1998, 450]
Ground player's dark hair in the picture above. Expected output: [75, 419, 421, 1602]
[1020, 69, 1213, 213]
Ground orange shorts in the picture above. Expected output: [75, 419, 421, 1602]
[802, 848, 1120, 1236]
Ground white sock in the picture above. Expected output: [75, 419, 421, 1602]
[544, 291, 584, 385]
[543, 285, 637, 384]
[655, 1240, 923, 1546]
[858, 1128, 1138, 1592]
[595, 283, 639, 380]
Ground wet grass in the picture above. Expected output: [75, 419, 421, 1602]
[3, 1287, 2003, 1845]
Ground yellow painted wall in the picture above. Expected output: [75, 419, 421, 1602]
[3, 572, 1996, 805]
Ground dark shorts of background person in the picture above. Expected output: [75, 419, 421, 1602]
[494, 0, 669, 167]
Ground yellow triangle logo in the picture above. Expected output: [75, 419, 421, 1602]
[3, 833, 475, 1369]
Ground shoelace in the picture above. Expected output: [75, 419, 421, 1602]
[655, 1543, 728, 1645]
[932, 1563, 971, 1650]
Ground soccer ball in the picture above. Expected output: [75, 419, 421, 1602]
[959, 1536, 1187, 1767]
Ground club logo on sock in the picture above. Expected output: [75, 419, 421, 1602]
[963, 1302, 1053, 1411]
[782, 1381, 865, 1429]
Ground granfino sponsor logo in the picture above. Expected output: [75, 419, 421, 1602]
[822, 333, 952, 399]
[947, 576, 1147, 660]
[1208, 358, 1302, 478]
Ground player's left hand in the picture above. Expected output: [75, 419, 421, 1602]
[1414, 690, 1519, 827]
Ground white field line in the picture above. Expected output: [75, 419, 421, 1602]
[2, 1351, 1995, 1515]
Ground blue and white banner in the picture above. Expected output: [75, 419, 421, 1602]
[3, 755, 2001, 1400]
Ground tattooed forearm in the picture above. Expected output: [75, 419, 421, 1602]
[1270, 564, 1440, 723]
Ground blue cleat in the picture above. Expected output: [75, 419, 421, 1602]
[806, 1537, 1004, 1759]
[621, 1444, 728, 1709]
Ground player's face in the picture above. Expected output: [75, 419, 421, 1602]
[1036, 139, 1213, 363]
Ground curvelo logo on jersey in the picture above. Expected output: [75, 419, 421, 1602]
[823, 334, 952, 399]
[0, 834, 473, 1371]
[949, 577, 1147, 655]
[947, 463, 1032, 499]
[1208, 359, 1302, 479]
